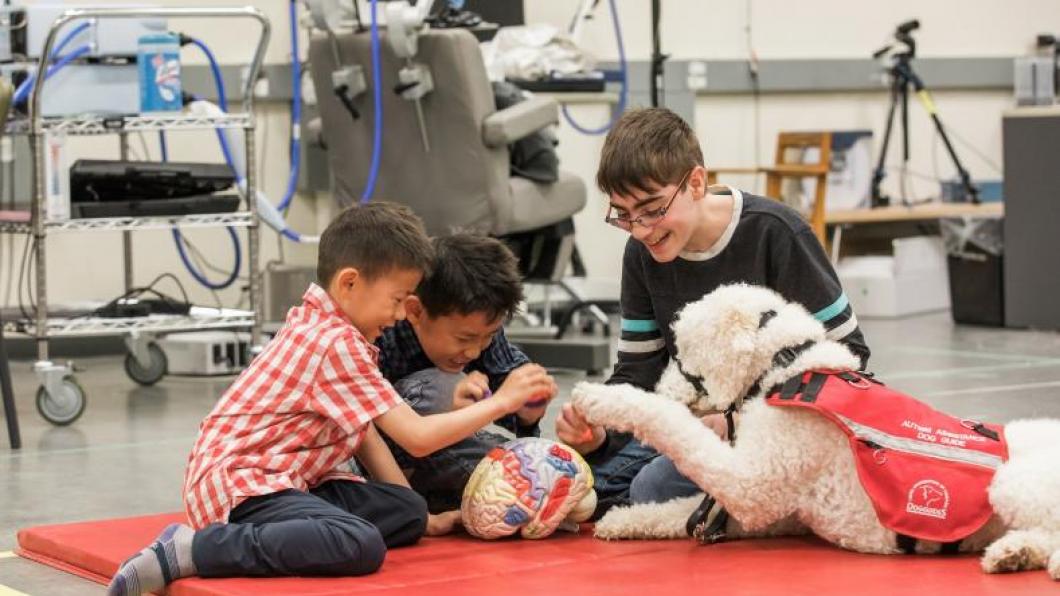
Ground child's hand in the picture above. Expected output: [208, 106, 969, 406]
[700, 412, 731, 440]
[493, 364, 556, 414]
[556, 403, 606, 455]
[426, 510, 462, 536]
[453, 371, 490, 410]
[515, 397, 551, 426]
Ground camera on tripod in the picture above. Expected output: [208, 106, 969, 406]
[870, 18, 980, 207]
[874, 19, 920, 62]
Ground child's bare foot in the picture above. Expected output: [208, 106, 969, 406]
[426, 510, 462, 536]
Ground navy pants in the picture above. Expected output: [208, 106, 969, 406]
[192, 480, 427, 578]
[387, 368, 509, 513]
[629, 455, 702, 504]
[587, 438, 660, 519]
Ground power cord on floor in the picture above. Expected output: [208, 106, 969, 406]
[89, 273, 192, 319]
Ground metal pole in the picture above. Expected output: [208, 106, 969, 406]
[650, 0, 663, 107]
[870, 74, 900, 208]
[119, 132, 132, 293]
[30, 133, 47, 361]
[245, 122, 261, 349]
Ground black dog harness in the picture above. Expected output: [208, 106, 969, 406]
[677, 309, 818, 544]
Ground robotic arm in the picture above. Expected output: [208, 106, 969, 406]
[384, 0, 436, 151]
[306, 0, 435, 58]
[304, 1, 436, 150]
[384, 0, 435, 58]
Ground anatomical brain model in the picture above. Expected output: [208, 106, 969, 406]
[461, 437, 597, 539]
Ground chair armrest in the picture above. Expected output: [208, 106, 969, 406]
[482, 95, 558, 148]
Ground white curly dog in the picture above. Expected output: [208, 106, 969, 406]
[571, 284, 1060, 579]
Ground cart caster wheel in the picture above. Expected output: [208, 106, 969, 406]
[125, 342, 167, 386]
[36, 377, 86, 426]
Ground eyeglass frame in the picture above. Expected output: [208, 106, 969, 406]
[604, 169, 694, 231]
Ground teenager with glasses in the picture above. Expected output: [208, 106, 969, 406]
[555, 108, 871, 514]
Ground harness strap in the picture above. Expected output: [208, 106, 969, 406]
[779, 375, 805, 400]
[758, 310, 778, 329]
[724, 408, 736, 442]
[676, 358, 708, 396]
[744, 340, 818, 400]
[685, 494, 730, 545]
[799, 372, 829, 403]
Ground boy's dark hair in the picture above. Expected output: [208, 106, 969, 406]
[416, 234, 523, 322]
[596, 107, 704, 198]
[316, 202, 434, 286]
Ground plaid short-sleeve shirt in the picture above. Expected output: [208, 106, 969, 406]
[183, 284, 403, 529]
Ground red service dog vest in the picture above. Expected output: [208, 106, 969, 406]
[765, 371, 1007, 543]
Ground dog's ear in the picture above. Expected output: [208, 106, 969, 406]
[720, 306, 763, 364]
[729, 311, 759, 355]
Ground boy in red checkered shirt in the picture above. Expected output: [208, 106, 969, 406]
[108, 203, 557, 595]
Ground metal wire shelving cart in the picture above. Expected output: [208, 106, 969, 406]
[0, 7, 270, 425]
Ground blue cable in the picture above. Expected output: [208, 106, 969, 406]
[184, 39, 241, 185]
[160, 123, 242, 290]
[561, 0, 627, 135]
[361, 0, 383, 203]
[189, 37, 310, 243]
[188, 37, 228, 111]
[13, 21, 92, 104]
[170, 40, 243, 290]
[170, 227, 242, 290]
[277, 0, 302, 213]
[13, 44, 93, 105]
[161, 124, 242, 290]
[51, 21, 92, 58]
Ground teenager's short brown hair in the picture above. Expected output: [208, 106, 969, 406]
[416, 234, 523, 322]
[316, 202, 434, 286]
[596, 107, 704, 197]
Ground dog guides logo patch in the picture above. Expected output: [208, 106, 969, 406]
[906, 479, 949, 519]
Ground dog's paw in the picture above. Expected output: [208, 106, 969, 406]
[593, 506, 659, 540]
[592, 508, 634, 541]
[571, 382, 626, 429]
[982, 533, 1047, 573]
[1048, 550, 1060, 580]
[594, 501, 694, 541]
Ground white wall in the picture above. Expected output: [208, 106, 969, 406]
[2, 0, 1057, 311]
[530, 0, 1059, 282]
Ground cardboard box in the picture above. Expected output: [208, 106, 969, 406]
[837, 236, 950, 318]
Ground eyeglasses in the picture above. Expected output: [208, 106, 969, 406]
[604, 170, 692, 231]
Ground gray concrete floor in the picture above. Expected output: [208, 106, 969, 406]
[3, 311, 1060, 594]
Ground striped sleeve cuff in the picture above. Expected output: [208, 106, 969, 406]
[813, 293, 860, 341]
[619, 317, 665, 356]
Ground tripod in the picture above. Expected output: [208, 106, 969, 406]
[871, 22, 979, 207]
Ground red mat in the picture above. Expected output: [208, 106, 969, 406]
[16, 513, 1055, 595]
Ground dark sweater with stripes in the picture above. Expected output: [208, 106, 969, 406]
[592, 187, 870, 461]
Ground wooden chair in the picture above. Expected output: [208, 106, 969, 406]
[708, 131, 833, 245]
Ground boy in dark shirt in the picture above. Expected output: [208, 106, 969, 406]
[556, 108, 871, 515]
[376, 234, 554, 513]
